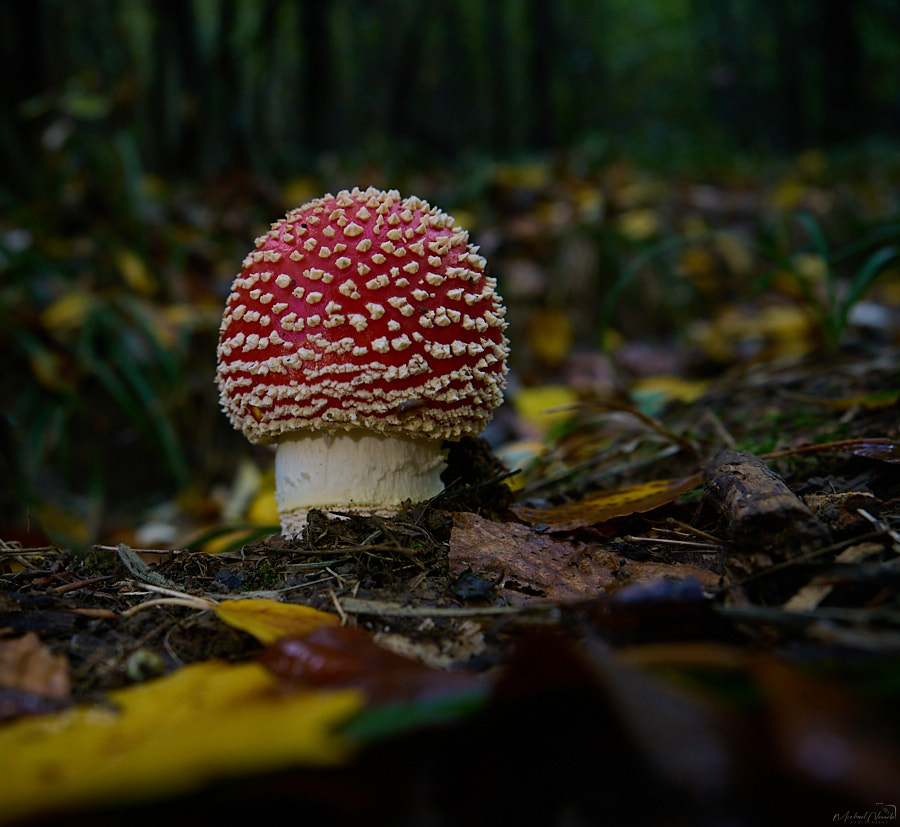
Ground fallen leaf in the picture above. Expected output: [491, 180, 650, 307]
[449, 512, 717, 605]
[215, 598, 339, 644]
[260, 625, 488, 705]
[616, 207, 660, 241]
[247, 477, 279, 524]
[494, 439, 546, 490]
[630, 375, 709, 405]
[116, 248, 156, 295]
[714, 230, 755, 277]
[512, 474, 702, 531]
[0, 660, 364, 824]
[0, 632, 70, 700]
[526, 307, 575, 367]
[40, 291, 94, 332]
[512, 384, 579, 436]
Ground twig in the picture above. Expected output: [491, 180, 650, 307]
[665, 518, 730, 546]
[54, 575, 115, 594]
[577, 400, 700, 456]
[128, 581, 219, 603]
[94, 544, 181, 555]
[120, 596, 214, 618]
[858, 508, 900, 550]
[328, 587, 349, 625]
[625, 535, 721, 551]
[339, 597, 550, 619]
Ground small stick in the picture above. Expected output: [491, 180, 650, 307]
[703, 449, 831, 556]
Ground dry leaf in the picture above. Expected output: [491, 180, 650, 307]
[0, 632, 70, 700]
[215, 598, 339, 644]
[0, 660, 364, 825]
[260, 625, 488, 704]
[630, 375, 709, 404]
[449, 512, 717, 605]
[512, 474, 702, 532]
[512, 384, 579, 436]
[526, 307, 575, 367]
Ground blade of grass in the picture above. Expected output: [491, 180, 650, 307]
[838, 245, 898, 331]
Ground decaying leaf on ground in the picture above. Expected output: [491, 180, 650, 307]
[449, 511, 719, 605]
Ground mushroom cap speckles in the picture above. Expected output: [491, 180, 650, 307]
[216, 187, 509, 444]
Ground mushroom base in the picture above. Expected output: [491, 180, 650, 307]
[274, 430, 447, 536]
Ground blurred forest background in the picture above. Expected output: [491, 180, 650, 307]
[1, 0, 898, 549]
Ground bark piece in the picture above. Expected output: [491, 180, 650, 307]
[703, 450, 831, 556]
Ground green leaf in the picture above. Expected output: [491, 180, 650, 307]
[344, 688, 490, 743]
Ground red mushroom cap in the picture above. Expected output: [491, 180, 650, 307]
[216, 188, 508, 444]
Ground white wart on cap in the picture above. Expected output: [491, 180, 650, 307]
[216, 187, 509, 535]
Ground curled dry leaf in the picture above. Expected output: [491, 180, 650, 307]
[512, 474, 702, 532]
[449, 512, 718, 606]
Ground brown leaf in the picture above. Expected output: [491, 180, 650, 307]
[449, 512, 717, 606]
[0, 632, 72, 723]
[0, 632, 70, 700]
[511, 474, 702, 532]
[259, 625, 486, 704]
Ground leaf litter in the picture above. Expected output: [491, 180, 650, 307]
[1, 351, 900, 824]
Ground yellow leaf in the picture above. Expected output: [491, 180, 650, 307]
[492, 161, 551, 190]
[247, 483, 279, 525]
[616, 208, 659, 242]
[575, 185, 604, 221]
[27, 347, 65, 390]
[513, 385, 579, 436]
[513, 474, 702, 531]
[283, 175, 319, 207]
[792, 252, 828, 281]
[116, 249, 156, 295]
[769, 178, 806, 212]
[201, 527, 259, 554]
[448, 208, 476, 232]
[215, 598, 339, 644]
[0, 661, 363, 824]
[678, 245, 717, 291]
[41, 291, 93, 332]
[631, 375, 709, 405]
[755, 304, 817, 357]
[494, 439, 546, 491]
[527, 307, 574, 366]
[714, 231, 755, 277]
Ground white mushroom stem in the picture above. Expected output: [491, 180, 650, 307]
[274, 430, 447, 536]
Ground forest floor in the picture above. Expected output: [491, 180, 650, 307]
[2, 340, 899, 826]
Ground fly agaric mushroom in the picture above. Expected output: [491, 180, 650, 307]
[216, 187, 509, 535]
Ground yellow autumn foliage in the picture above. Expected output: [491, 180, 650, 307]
[0, 661, 364, 824]
[215, 598, 339, 644]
